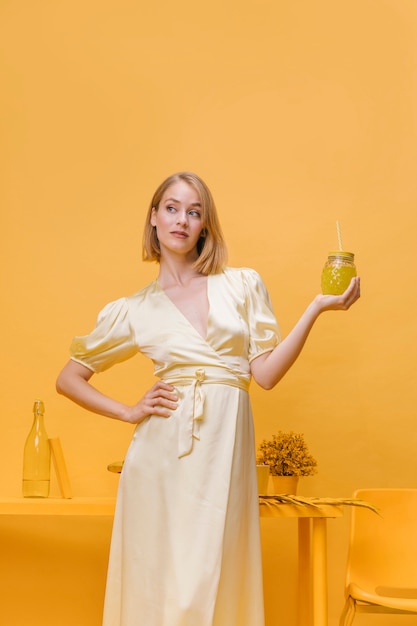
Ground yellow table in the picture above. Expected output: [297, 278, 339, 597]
[1, 496, 341, 626]
[0, 497, 116, 516]
[260, 498, 344, 626]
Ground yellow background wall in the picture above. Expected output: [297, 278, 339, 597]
[1, 1, 417, 624]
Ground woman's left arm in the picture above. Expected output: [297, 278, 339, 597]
[250, 276, 361, 390]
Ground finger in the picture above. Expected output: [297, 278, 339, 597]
[150, 401, 174, 418]
[154, 381, 176, 393]
[151, 387, 177, 404]
[153, 399, 178, 410]
[151, 397, 178, 410]
[150, 393, 178, 410]
[344, 276, 359, 295]
[348, 277, 361, 299]
[342, 281, 361, 308]
[342, 277, 360, 299]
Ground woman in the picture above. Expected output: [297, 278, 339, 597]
[56, 172, 360, 626]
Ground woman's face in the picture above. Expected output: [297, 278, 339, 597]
[151, 180, 204, 260]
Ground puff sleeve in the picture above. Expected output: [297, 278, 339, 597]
[241, 268, 281, 362]
[70, 298, 139, 373]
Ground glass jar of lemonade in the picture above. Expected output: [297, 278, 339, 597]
[321, 251, 357, 295]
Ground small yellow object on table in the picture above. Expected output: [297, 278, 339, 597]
[107, 461, 123, 474]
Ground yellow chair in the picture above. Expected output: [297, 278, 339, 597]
[340, 488, 417, 626]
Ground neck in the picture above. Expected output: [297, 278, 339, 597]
[157, 256, 202, 288]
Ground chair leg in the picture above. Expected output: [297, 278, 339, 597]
[340, 596, 355, 626]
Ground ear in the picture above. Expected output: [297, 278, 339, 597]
[150, 207, 157, 226]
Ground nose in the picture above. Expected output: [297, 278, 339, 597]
[176, 210, 188, 227]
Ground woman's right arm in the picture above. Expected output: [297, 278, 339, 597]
[56, 360, 177, 424]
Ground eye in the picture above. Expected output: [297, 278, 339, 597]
[188, 209, 201, 218]
[166, 205, 176, 213]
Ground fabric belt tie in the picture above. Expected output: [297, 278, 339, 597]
[161, 367, 250, 459]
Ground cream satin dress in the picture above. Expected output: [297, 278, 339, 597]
[70, 267, 280, 626]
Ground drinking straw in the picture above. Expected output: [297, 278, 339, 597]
[336, 220, 343, 251]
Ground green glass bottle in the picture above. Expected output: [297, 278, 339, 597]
[22, 400, 51, 497]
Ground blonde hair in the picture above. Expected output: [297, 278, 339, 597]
[142, 172, 228, 275]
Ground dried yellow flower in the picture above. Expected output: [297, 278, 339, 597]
[257, 431, 318, 476]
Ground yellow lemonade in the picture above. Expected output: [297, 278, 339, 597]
[321, 252, 357, 295]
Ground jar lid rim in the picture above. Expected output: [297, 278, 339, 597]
[328, 250, 355, 258]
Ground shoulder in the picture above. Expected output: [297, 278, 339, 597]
[125, 280, 157, 304]
[222, 267, 273, 305]
[222, 266, 262, 279]
[221, 266, 265, 288]
[95, 281, 157, 320]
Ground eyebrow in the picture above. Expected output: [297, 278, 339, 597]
[164, 197, 201, 207]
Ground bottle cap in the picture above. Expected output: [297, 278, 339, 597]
[33, 399, 45, 414]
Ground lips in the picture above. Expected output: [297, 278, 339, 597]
[171, 231, 188, 238]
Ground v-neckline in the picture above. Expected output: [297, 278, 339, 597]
[155, 275, 211, 341]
